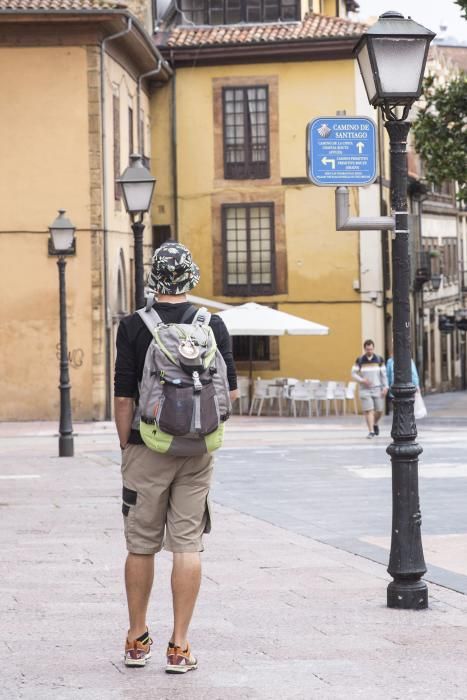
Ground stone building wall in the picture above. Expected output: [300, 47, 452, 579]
[125, 0, 153, 33]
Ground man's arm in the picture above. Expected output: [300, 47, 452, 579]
[114, 397, 134, 449]
[351, 359, 368, 385]
[114, 319, 137, 447]
[210, 316, 238, 393]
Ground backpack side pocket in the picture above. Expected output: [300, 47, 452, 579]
[157, 384, 193, 436]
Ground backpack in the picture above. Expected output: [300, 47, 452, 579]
[132, 304, 232, 456]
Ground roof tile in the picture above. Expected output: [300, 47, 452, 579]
[164, 12, 367, 48]
[0, 0, 126, 11]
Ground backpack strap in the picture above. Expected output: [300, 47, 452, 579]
[192, 307, 211, 326]
[136, 307, 163, 334]
[145, 291, 156, 311]
[179, 304, 197, 324]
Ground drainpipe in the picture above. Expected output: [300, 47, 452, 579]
[100, 16, 132, 419]
[171, 69, 179, 240]
[136, 59, 165, 154]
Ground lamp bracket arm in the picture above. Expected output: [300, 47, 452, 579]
[130, 212, 145, 225]
[335, 187, 395, 231]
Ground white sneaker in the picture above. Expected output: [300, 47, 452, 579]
[166, 642, 198, 674]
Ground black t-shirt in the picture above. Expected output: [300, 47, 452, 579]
[114, 302, 237, 443]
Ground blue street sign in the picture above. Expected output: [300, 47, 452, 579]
[306, 116, 377, 186]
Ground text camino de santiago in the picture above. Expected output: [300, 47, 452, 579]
[333, 122, 369, 138]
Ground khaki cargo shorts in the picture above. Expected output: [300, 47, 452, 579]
[360, 388, 384, 413]
[121, 444, 213, 555]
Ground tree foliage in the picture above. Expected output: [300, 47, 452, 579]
[412, 72, 467, 200]
[455, 0, 467, 20]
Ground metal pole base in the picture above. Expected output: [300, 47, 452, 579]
[387, 579, 428, 610]
[59, 435, 74, 457]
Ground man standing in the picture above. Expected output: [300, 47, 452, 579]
[114, 242, 238, 672]
[351, 339, 388, 438]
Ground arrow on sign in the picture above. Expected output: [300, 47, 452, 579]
[356, 142, 365, 154]
[321, 157, 336, 169]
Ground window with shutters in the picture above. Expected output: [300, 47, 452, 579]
[222, 203, 275, 295]
[179, 0, 299, 24]
[223, 86, 269, 179]
[442, 237, 458, 283]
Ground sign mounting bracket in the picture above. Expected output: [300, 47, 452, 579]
[335, 186, 395, 231]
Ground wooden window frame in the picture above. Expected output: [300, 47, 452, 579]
[222, 202, 276, 296]
[442, 237, 458, 283]
[213, 76, 280, 188]
[222, 85, 270, 180]
[232, 335, 271, 362]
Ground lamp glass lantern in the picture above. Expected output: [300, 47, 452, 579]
[354, 11, 435, 108]
[431, 273, 442, 291]
[117, 154, 156, 216]
[49, 209, 76, 253]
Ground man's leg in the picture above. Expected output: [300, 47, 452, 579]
[374, 410, 383, 426]
[125, 553, 155, 640]
[170, 552, 202, 649]
[364, 409, 375, 433]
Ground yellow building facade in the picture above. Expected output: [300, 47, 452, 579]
[151, 4, 386, 384]
[0, 2, 170, 420]
[1, 0, 389, 420]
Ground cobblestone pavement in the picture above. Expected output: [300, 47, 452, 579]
[1, 392, 467, 699]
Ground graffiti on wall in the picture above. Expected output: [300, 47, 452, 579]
[56, 344, 84, 369]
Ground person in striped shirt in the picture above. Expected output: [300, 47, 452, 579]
[351, 339, 388, 438]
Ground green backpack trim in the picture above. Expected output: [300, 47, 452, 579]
[204, 424, 225, 452]
[203, 326, 218, 369]
[139, 421, 173, 454]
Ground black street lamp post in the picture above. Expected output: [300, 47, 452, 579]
[48, 210, 76, 458]
[355, 12, 435, 609]
[117, 154, 156, 309]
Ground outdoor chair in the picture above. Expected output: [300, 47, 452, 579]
[249, 379, 270, 416]
[313, 381, 329, 416]
[283, 378, 299, 413]
[266, 384, 284, 416]
[290, 381, 315, 417]
[326, 381, 337, 414]
[333, 381, 347, 415]
[234, 376, 250, 415]
[345, 381, 358, 414]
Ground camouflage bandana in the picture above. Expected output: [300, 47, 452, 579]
[147, 242, 200, 295]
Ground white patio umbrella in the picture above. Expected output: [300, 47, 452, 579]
[216, 302, 329, 336]
[215, 302, 329, 394]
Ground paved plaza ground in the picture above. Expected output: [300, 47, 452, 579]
[1, 392, 467, 699]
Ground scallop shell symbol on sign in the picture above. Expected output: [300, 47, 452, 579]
[317, 123, 331, 138]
